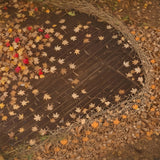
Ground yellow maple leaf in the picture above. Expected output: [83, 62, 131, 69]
[9, 46, 14, 51]
[35, 36, 41, 42]
[0, 80, 5, 85]
[20, 66, 26, 70]
[2, 116, 7, 121]
[0, 103, 5, 109]
[40, 74, 45, 78]
[8, 28, 12, 33]
[52, 24, 57, 28]
[0, 45, 3, 51]
[5, 67, 9, 72]
[17, 48, 24, 55]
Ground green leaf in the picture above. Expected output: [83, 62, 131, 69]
[27, 154, 33, 160]
[40, 135, 49, 141]
[67, 11, 76, 16]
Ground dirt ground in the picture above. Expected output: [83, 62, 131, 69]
[0, 0, 160, 160]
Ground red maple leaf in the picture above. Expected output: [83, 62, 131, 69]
[38, 69, 43, 75]
[23, 58, 29, 64]
[13, 53, 19, 58]
[38, 28, 43, 32]
[44, 34, 50, 39]
[34, 7, 38, 12]
[27, 26, 32, 31]
[14, 37, 20, 43]
[15, 66, 21, 73]
[6, 42, 10, 47]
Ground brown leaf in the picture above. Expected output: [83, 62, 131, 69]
[44, 142, 52, 153]
[38, 44, 44, 50]
[72, 79, 79, 85]
[60, 68, 67, 75]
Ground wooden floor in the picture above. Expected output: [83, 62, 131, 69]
[0, 2, 144, 147]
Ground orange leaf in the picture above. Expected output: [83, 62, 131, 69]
[150, 59, 156, 64]
[113, 119, 120, 125]
[146, 131, 153, 137]
[135, 37, 140, 41]
[54, 147, 60, 152]
[103, 121, 109, 127]
[85, 130, 91, 135]
[156, 111, 160, 116]
[150, 96, 155, 101]
[136, 99, 141, 103]
[46, 9, 50, 14]
[72, 139, 79, 144]
[122, 115, 127, 119]
[150, 108, 155, 112]
[60, 139, 68, 145]
[131, 30, 135, 35]
[141, 37, 146, 41]
[136, 133, 140, 138]
[151, 85, 156, 90]
[82, 137, 89, 142]
[91, 121, 99, 129]
[132, 104, 138, 110]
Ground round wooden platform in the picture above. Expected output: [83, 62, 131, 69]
[0, 1, 144, 147]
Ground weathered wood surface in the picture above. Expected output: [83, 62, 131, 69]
[0, 2, 144, 147]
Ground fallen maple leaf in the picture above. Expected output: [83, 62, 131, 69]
[32, 89, 39, 95]
[29, 139, 36, 146]
[113, 119, 120, 125]
[6, 42, 10, 47]
[0, 103, 5, 109]
[13, 53, 19, 58]
[17, 90, 25, 96]
[53, 113, 59, 119]
[60, 139, 68, 145]
[47, 104, 53, 111]
[8, 132, 15, 139]
[72, 79, 79, 85]
[39, 129, 47, 136]
[27, 26, 32, 31]
[14, 37, 20, 43]
[21, 100, 28, 106]
[44, 93, 51, 100]
[60, 68, 67, 75]
[44, 34, 50, 39]
[91, 121, 99, 129]
[72, 93, 79, 99]
[19, 127, 24, 133]
[34, 114, 41, 121]
[23, 58, 29, 64]
[15, 66, 21, 73]
[38, 28, 43, 32]
[2, 115, 8, 121]
[38, 69, 43, 75]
